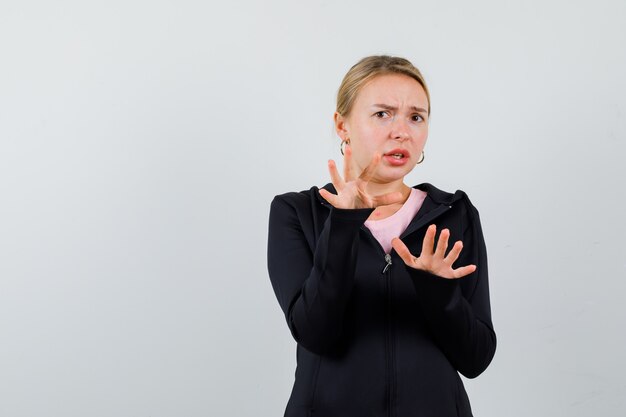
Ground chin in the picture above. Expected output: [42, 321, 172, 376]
[376, 169, 411, 184]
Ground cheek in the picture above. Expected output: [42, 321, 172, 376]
[414, 127, 429, 145]
[350, 131, 382, 168]
[352, 122, 384, 147]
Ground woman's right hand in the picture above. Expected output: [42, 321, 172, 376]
[319, 144, 404, 209]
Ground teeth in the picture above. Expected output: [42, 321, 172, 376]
[391, 153, 403, 159]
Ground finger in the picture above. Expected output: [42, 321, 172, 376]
[391, 237, 417, 267]
[434, 228, 450, 259]
[421, 224, 436, 257]
[343, 144, 354, 182]
[372, 191, 404, 207]
[319, 188, 339, 207]
[358, 153, 382, 183]
[452, 264, 477, 279]
[327, 159, 345, 191]
[444, 241, 463, 265]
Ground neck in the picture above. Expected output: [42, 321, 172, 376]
[366, 179, 412, 205]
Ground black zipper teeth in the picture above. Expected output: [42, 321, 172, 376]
[385, 266, 394, 417]
[387, 262, 396, 416]
[362, 228, 394, 416]
[380, 251, 394, 417]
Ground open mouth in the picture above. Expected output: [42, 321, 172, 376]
[383, 149, 411, 166]
[384, 149, 410, 159]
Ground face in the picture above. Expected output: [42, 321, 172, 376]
[335, 73, 429, 184]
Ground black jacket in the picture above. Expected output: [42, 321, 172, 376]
[267, 183, 496, 417]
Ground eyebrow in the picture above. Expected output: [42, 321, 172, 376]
[371, 103, 428, 114]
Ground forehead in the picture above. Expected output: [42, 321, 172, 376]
[355, 73, 428, 107]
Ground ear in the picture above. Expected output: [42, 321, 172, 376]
[333, 112, 349, 140]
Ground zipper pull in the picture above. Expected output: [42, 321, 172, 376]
[382, 253, 392, 274]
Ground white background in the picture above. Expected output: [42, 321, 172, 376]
[1, 0, 625, 416]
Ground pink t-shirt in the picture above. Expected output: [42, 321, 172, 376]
[364, 188, 427, 254]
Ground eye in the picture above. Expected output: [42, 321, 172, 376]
[412, 114, 425, 122]
[374, 111, 389, 118]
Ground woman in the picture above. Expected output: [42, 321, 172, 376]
[267, 55, 496, 417]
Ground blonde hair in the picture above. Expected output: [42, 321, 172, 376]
[336, 55, 430, 117]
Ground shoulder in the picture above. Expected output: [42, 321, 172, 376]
[270, 184, 334, 215]
[269, 185, 335, 245]
[415, 183, 479, 211]
[414, 183, 482, 229]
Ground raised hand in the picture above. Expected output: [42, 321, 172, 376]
[391, 224, 476, 279]
[319, 144, 404, 209]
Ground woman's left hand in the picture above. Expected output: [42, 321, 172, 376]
[391, 224, 476, 279]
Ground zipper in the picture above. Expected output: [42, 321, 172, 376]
[360, 202, 452, 417]
[382, 252, 395, 417]
[317, 207, 400, 413]
[361, 227, 396, 417]
[382, 253, 392, 273]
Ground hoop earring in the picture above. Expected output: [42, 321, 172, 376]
[416, 151, 425, 165]
[340, 139, 350, 156]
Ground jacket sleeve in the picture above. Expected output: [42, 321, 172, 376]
[267, 194, 373, 355]
[408, 200, 496, 378]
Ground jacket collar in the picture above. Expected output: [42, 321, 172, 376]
[315, 182, 465, 208]
[414, 183, 466, 205]
[314, 182, 465, 238]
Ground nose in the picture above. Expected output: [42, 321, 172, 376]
[390, 117, 411, 142]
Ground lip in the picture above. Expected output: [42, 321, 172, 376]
[383, 148, 411, 166]
[384, 148, 411, 159]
